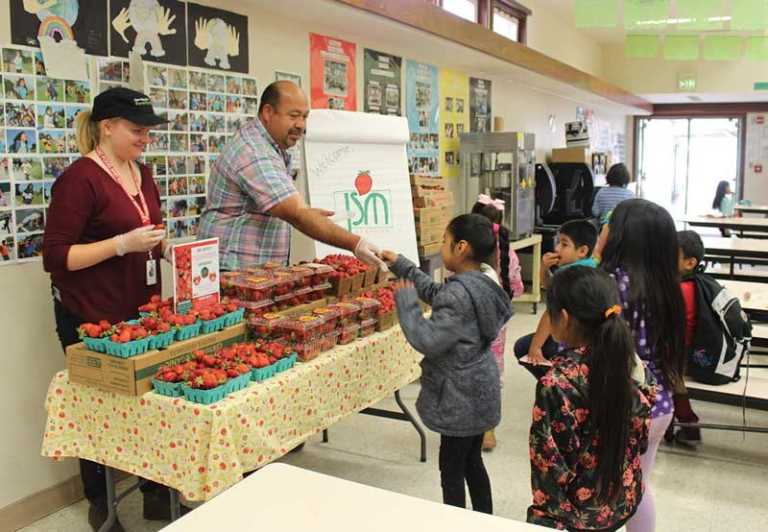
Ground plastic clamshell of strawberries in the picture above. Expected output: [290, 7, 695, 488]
[278, 315, 326, 341]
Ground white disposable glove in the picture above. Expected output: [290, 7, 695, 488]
[162, 241, 174, 263]
[114, 226, 165, 256]
[354, 238, 389, 273]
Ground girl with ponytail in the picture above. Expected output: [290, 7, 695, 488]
[527, 266, 652, 531]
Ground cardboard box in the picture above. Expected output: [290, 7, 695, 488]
[418, 242, 443, 256]
[66, 324, 247, 396]
[551, 147, 591, 164]
[414, 205, 453, 226]
[410, 175, 446, 188]
[412, 190, 454, 208]
[416, 223, 444, 246]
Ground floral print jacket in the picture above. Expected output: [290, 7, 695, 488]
[527, 348, 653, 530]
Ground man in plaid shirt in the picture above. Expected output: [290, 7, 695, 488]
[200, 81, 384, 271]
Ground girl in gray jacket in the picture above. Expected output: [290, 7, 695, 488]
[381, 214, 512, 514]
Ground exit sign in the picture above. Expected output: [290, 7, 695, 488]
[678, 76, 697, 91]
[755, 82, 768, 91]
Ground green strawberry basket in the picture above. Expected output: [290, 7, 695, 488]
[223, 308, 245, 327]
[200, 315, 227, 335]
[181, 383, 229, 404]
[226, 372, 251, 393]
[82, 337, 108, 353]
[148, 330, 176, 350]
[251, 364, 277, 382]
[275, 353, 298, 373]
[151, 379, 183, 397]
[175, 321, 202, 341]
[104, 337, 151, 358]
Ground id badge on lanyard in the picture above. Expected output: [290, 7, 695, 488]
[146, 252, 157, 286]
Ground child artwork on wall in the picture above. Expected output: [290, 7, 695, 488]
[10, 0, 109, 56]
[110, 0, 187, 66]
[186, 3, 249, 73]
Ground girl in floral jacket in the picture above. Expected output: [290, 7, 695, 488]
[528, 266, 653, 531]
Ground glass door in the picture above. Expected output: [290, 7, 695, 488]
[636, 117, 740, 220]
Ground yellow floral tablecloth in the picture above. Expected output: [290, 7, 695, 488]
[41, 326, 421, 501]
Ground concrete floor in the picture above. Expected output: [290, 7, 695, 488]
[20, 304, 768, 531]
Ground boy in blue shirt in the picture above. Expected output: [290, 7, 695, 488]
[514, 219, 598, 376]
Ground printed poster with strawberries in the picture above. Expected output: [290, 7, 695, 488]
[172, 238, 220, 313]
[304, 110, 419, 263]
[309, 33, 357, 111]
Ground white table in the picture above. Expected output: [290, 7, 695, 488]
[734, 204, 768, 216]
[683, 215, 768, 234]
[161, 463, 547, 531]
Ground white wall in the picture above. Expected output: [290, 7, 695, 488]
[0, 0, 631, 511]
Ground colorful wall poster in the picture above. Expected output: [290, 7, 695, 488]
[186, 3, 249, 73]
[469, 77, 492, 133]
[309, 33, 357, 111]
[110, 0, 188, 67]
[303, 110, 418, 263]
[10, 0, 109, 56]
[405, 60, 439, 177]
[363, 48, 402, 116]
[438, 69, 469, 179]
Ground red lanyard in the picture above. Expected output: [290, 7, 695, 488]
[96, 147, 151, 225]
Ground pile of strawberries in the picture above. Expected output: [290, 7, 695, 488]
[190, 296, 241, 322]
[79, 320, 115, 339]
[138, 295, 173, 314]
[154, 341, 289, 389]
[362, 286, 396, 315]
[317, 255, 369, 279]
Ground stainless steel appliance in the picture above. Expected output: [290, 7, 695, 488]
[459, 131, 536, 239]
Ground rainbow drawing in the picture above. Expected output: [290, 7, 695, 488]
[37, 16, 74, 42]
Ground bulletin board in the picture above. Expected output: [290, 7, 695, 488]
[438, 69, 469, 179]
[405, 60, 439, 177]
[0, 45, 92, 264]
[0, 43, 259, 267]
[303, 110, 418, 263]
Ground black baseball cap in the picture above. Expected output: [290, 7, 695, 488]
[90, 87, 168, 126]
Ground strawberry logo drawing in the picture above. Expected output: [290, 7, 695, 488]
[334, 171, 392, 232]
[355, 170, 372, 196]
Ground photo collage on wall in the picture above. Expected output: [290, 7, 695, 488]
[0, 45, 92, 265]
[140, 62, 259, 241]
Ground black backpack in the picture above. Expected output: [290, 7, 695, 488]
[686, 272, 752, 385]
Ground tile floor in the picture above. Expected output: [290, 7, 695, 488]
[20, 304, 768, 531]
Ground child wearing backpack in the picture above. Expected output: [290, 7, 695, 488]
[513, 219, 598, 376]
[471, 194, 524, 450]
[670, 230, 705, 446]
[601, 199, 686, 532]
[527, 266, 652, 530]
[677, 230, 752, 387]
[381, 214, 513, 514]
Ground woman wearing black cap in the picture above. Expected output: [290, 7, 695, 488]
[42, 88, 176, 531]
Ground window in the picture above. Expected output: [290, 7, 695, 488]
[441, 0, 478, 23]
[431, 0, 529, 43]
[491, 1, 530, 44]
[493, 7, 520, 41]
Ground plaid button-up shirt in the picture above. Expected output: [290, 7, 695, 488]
[199, 118, 298, 270]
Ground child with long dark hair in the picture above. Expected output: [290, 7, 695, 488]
[471, 194, 523, 450]
[381, 214, 513, 514]
[528, 266, 652, 530]
[601, 199, 686, 532]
